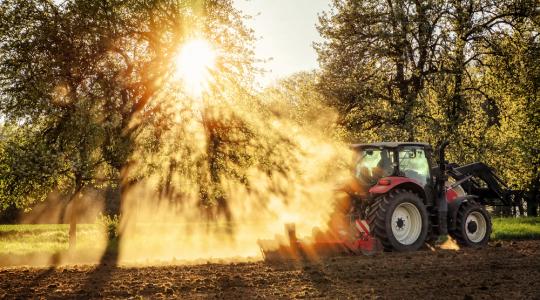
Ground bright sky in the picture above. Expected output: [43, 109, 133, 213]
[234, 0, 331, 86]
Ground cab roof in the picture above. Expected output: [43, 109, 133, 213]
[350, 142, 432, 150]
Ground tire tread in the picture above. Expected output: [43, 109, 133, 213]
[451, 200, 492, 247]
[367, 189, 427, 251]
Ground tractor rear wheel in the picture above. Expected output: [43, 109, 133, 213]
[451, 201, 492, 247]
[368, 189, 428, 251]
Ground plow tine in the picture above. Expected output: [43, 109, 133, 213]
[258, 222, 382, 262]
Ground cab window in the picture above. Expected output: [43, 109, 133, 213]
[355, 148, 395, 184]
[398, 147, 430, 186]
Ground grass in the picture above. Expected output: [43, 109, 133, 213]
[0, 217, 538, 256]
[491, 217, 540, 240]
[0, 224, 106, 255]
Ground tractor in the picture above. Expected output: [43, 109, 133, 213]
[259, 141, 527, 259]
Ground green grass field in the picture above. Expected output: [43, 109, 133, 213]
[0, 217, 539, 255]
[491, 217, 540, 240]
[0, 224, 106, 255]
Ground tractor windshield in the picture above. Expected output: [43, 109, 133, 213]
[398, 147, 430, 186]
[354, 148, 395, 185]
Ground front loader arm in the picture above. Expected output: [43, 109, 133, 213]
[447, 162, 511, 206]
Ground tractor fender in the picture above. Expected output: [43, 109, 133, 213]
[369, 177, 427, 202]
[448, 195, 479, 231]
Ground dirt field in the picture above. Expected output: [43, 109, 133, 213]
[1, 240, 539, 299]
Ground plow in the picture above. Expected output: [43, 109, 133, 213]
[258, 222, 382, 261]
[259, 141, 531, 260]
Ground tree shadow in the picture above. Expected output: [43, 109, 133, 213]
[73, 195, 125, 298]
[74, 236, 121, 297]
[298, 257, 343, 298]
[263, 253, 344, 298]
[32, 252, 62, 285]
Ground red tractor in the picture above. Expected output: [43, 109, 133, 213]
[260, 141, 525, 258]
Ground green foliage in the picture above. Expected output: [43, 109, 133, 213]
[316, 0, 444, 141]
[315, 0, 540, 203]
[259, 72, 340, 134]
[0, 0, 256, 211]
[96, 213, 120, 240]
[479, 22, 540, 194]
[0, 125, 69, 210]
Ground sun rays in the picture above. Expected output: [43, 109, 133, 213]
[173, 39, 217, 97]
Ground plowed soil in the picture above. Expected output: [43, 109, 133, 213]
[1, 240, 539, 299]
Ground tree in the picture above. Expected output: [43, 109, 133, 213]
[0, 0, 257, 247]
[316, 0, 539, 215]
[258, 72, 340, 135]
[316, 0, 534, 144]
[422, 0, 534, 162]
[316, 0, 447, 141]
[480, 16, 540, 216]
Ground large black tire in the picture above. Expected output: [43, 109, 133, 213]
[368, 189, 428, 252]
[451, 201, 492, 248]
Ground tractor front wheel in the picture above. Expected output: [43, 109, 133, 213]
[368, 189, 428, 251]
[451, 201, 492, 247]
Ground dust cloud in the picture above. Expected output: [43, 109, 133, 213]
[438, 236, 460, 250]
[117, 89, 351, 263]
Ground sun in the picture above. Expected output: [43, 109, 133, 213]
[173, 39, 216, 97]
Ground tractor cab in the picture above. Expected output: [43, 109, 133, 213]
[351, 142, 434, 189]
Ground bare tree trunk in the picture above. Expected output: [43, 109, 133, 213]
[527, 164, 539, 217]
[68, 185, 83, 251]
[68, 198, 77, 250]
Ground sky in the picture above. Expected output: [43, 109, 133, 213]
[234, 0, 332, 86]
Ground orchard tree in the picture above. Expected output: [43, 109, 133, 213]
[481, 18, 540, 216]
[0, 0, 256, 247]
[316, 0, 536, 145]
[316, 0, 447, 141]
[424, 0, 535, 162]
[258, 72, 339, 134]
[316, 0, 539, 215]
